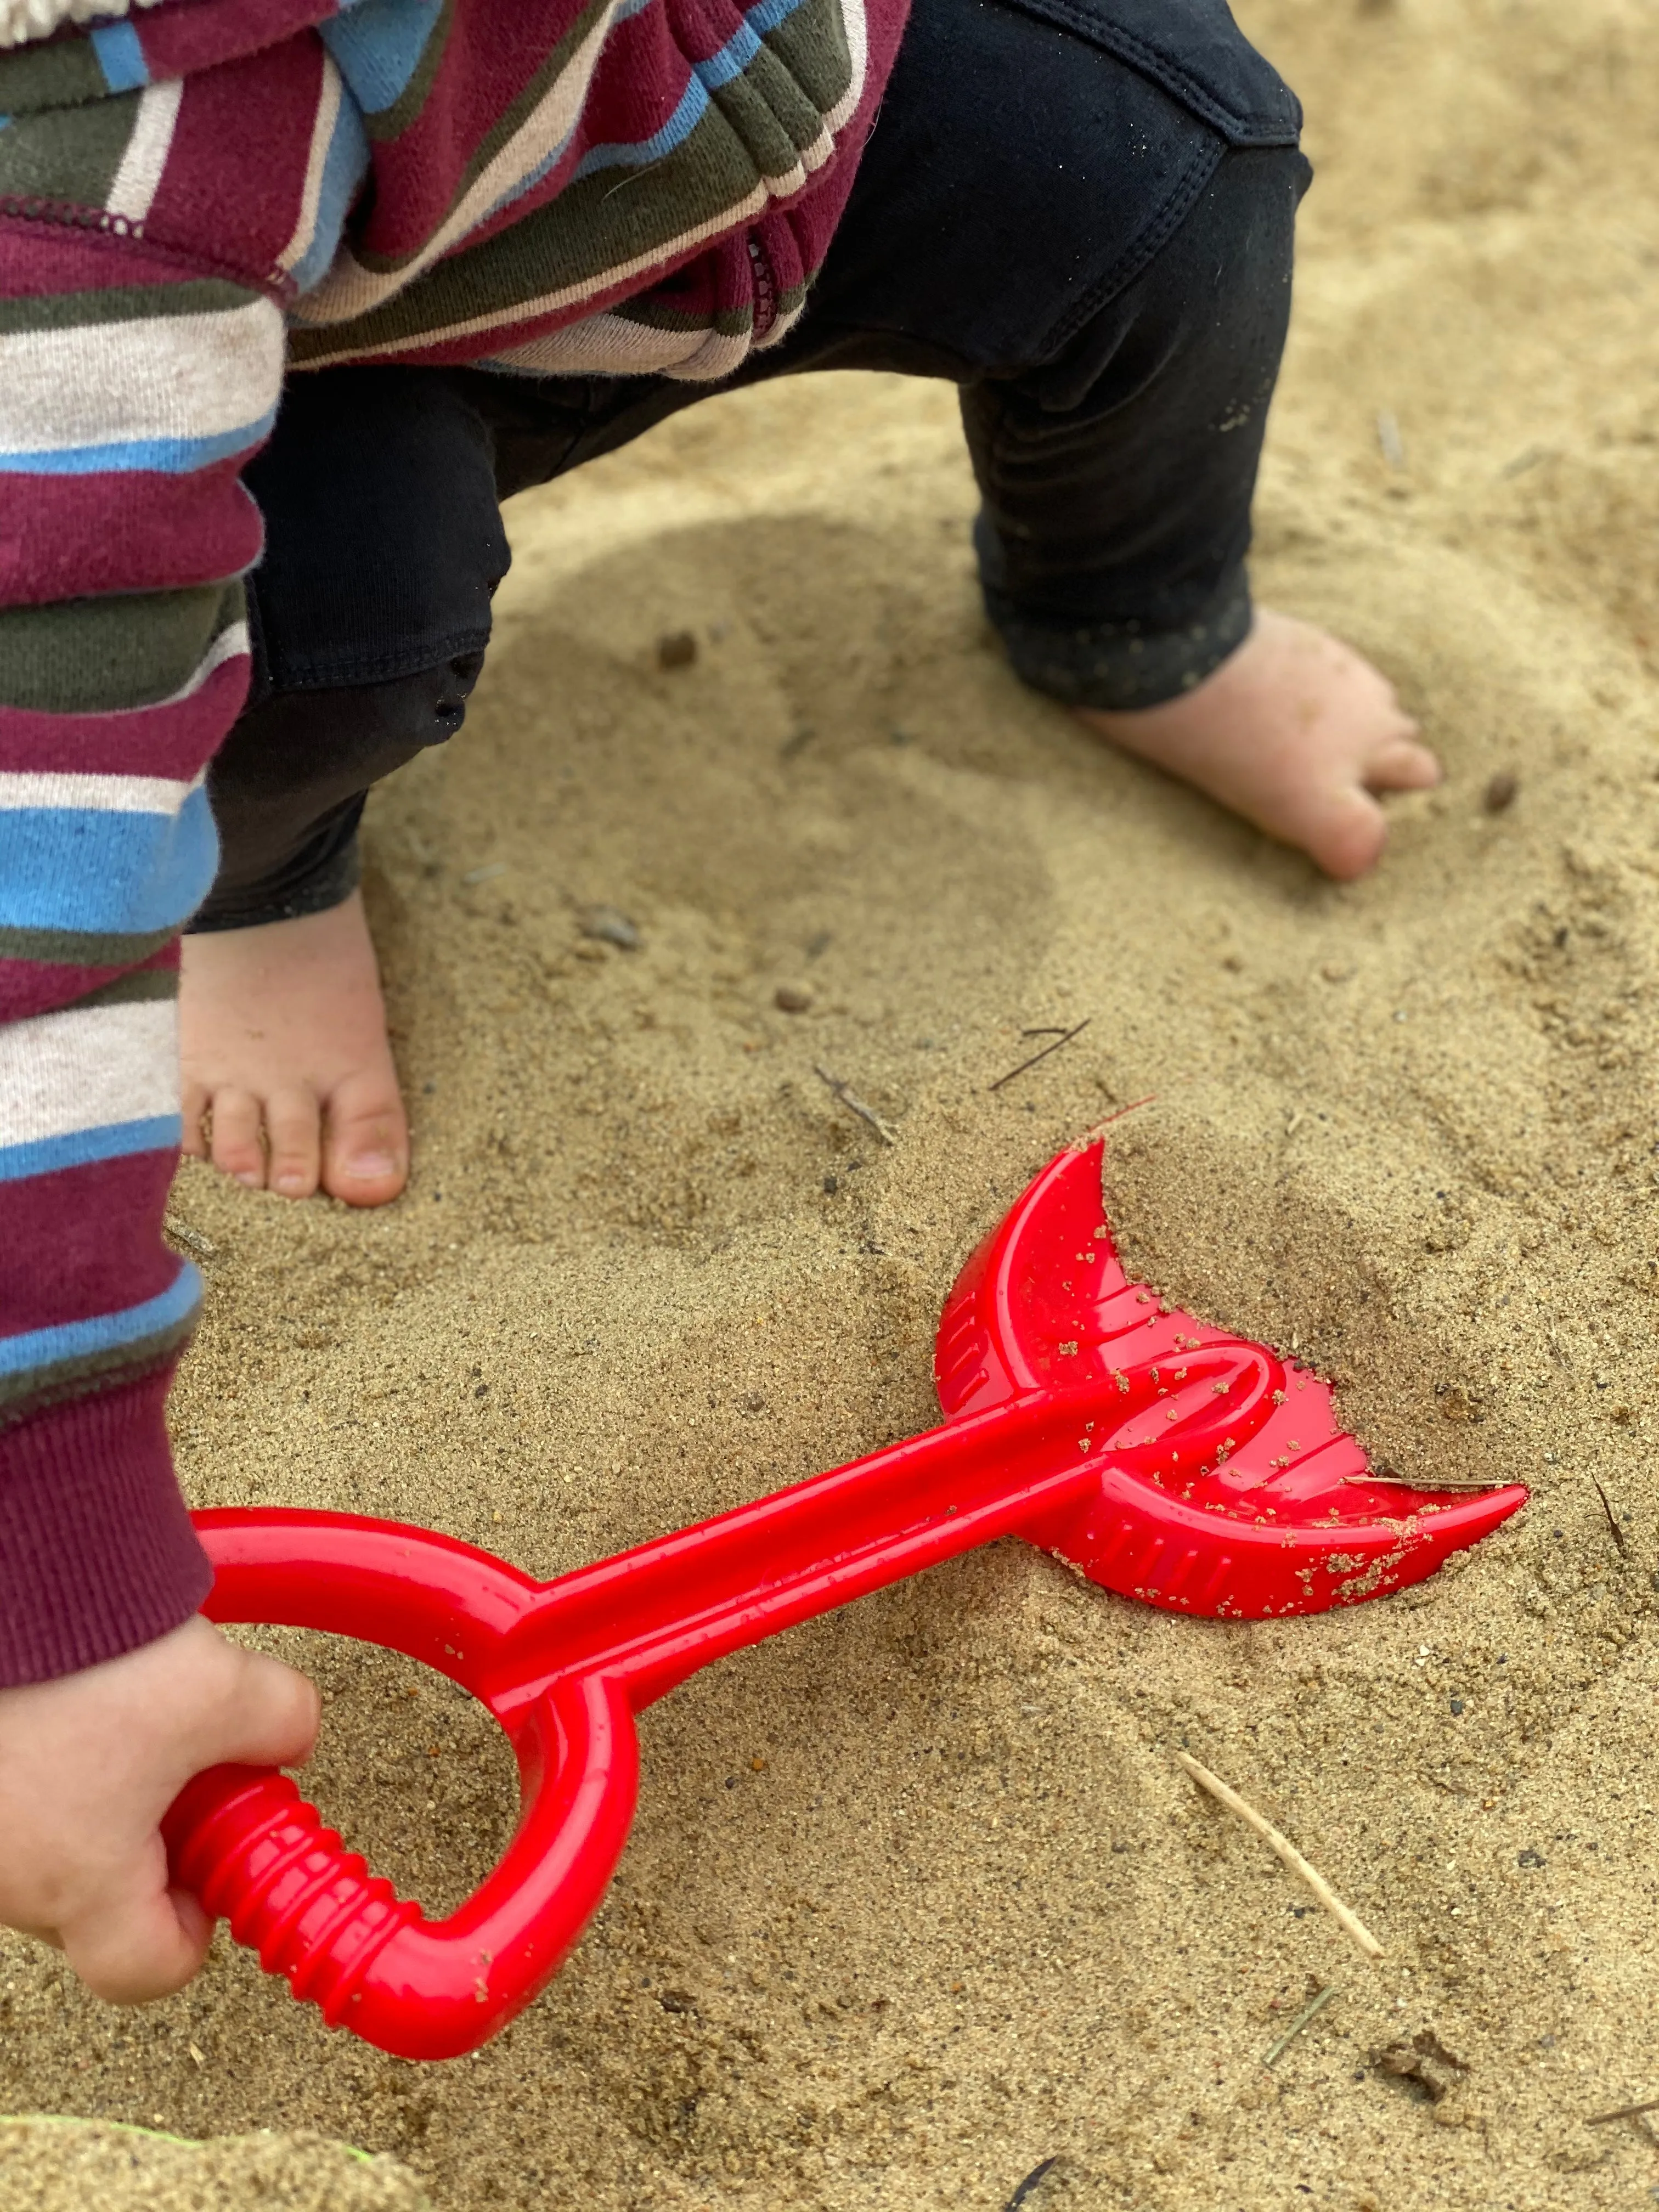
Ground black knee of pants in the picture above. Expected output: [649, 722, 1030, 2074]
[191, 651, 487, 932]
[198, 0, 1305, 928]
[966, 139, 1310, 708]
[191, 365, 509, 932]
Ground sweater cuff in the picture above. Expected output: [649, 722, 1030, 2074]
[0, 1369, 212, 1688]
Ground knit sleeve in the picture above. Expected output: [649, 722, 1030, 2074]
[0, 21, 347, 1683]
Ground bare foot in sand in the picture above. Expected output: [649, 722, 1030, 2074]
[180, 892, 408, 1205]
[1076, 608, 1439, 879]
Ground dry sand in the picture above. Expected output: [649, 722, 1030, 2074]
[7, 1, 1659, 2203]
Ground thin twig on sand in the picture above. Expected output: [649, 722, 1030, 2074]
[1589, 1472, 1628, 1558]
[988, 1018, 1091, 1094]
[1262, 1983, 1338, 2068]
[1084, 1094, 1158, 1136]
[812, 1065, 897, 1146]
[1588, 2094, 1659, 2127]
[1002, 2157, 1059, 2211]
[1176, 1752, 1384, 1961]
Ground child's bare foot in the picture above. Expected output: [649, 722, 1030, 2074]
[1076, 608, 1439, 879]
[180, 892, 409, 1205]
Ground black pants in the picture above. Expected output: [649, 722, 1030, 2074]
[196, 0, 1308, 932]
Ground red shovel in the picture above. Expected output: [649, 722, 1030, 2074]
[164, 1138, 1525, 2060]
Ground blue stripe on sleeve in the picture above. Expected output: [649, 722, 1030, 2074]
[0, 1117, 182, 1187]
[0, 408, 279, 480]
[0, 1265, 200, 1379]
[318, 0, 445, 114]
[91, 21, 149, 93]
[0, 786, 217, 936]
[287, 95, 373, 293]
[744, 0, 810, 31]
[571, 76, 706, 181]
[566, 0, 810, 188]
[698, 23, 762, 88]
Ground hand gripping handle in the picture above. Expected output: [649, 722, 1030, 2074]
[163, 1672, 640, 2061]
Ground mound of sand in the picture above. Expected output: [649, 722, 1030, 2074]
[0, 2117, 426, 2210]
[7, 2, 1659, 2205]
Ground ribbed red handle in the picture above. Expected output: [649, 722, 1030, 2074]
[163, 1764, 419, 2022]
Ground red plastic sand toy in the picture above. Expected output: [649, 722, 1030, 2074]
[165, 1138, 1526, 2060]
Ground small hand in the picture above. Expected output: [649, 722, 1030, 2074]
[0, 1617, 319, 2002]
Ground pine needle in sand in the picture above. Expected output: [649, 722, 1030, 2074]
[1261, 1983, 1338, 2067]
[812, 1065, 898, 1145]
[1176, 1751, 1384, 1961]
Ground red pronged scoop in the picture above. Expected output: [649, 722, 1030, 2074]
[166, 1139, 1525, 2060]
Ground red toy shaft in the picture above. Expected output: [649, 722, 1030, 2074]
[165, 1137, 1526, 2060]
[171, 1384, 1136, 2059]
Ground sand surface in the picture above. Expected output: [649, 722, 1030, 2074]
[8, 2, 1659, 2204]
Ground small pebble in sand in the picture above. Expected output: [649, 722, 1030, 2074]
[655, 629, 698, 669]
[775, 983, 814, 1013]
[579, 904, 641, 949]
[1483, 770, 1519, 813]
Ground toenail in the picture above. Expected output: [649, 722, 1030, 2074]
[235, 1171, 262, 1188]
[274, 1173, 308, 1194]
[346, 1150, 397, 1178]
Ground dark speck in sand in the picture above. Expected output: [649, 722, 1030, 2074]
[1483, 770, 1519, 812]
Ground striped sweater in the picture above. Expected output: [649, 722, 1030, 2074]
[0, 0, 906, 1683]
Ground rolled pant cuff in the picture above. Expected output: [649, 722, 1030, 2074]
[188, 839, 361, 934]
[987, 571, 1255, 713]
[187, 821, 363, 935]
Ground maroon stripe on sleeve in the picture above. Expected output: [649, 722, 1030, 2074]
[0, 1368, 211, 1688]
[0, 944, 178, 1026]
[0, 223, 233, 304]
[344, 4, 673, 257]
[0, 470, 263, 611]
[137, 0, 343, 83]
[0, 1152, 184, 1339]
[0, 656, 249, 782]
[148, 38, 332, 281]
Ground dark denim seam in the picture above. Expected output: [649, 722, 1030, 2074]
[258, 625, 493, 693]
[1034, 129, 1225, 362]
[986, 0, 1302, 147]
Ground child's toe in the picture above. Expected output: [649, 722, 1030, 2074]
[264, 1087, 323, 1199]
[1366, 737, 1440, 793]
[1305, 787, 1389, 881]
[180, 1080, 210, 1161]
[321, 1073, 409, 1208]
[206, 1087, 267, 1188]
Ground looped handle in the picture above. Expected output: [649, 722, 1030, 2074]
[163, 1673, 641, 2060]
[163, 1765, 419, 2014]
